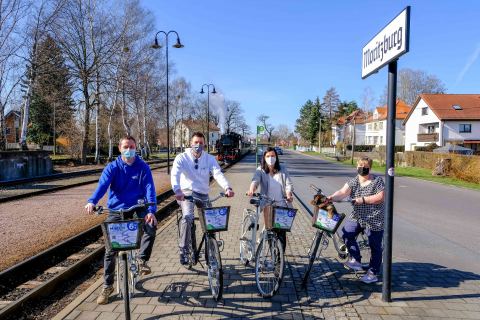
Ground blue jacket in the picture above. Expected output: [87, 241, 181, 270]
[88, 156, 157, 214]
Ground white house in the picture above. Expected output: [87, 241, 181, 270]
[343, 110, 368, 146]
[172, 119, 220, 150]
[331, 116, 345, 146]
[403, 94, 480, 152]
[364, 100, 411, 146]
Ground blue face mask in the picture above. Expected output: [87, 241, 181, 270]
[192, 144, 203, 154]
[122, 149, 136, 159]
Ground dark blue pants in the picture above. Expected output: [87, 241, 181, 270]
[103, 212, 157, 287]
[341, 219, 383, 275]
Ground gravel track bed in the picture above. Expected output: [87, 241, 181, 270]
[0, 168, 172, 272]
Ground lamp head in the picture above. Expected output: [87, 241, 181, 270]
[151, 37, 161, 49]
[200, 88, 205, 94]
[211, 87, 217, 94]
[173, 37, 184, 48]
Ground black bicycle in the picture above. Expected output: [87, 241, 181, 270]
[177, 193, 230, 301]
[96, 201, 156, 320]
[301, 185, 371, 287]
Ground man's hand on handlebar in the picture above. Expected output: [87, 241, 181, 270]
[225, 188, 234, 198]
[145, 213, 158, 226]
[175, 190, 185, 201]
[85, 203, 95, 215]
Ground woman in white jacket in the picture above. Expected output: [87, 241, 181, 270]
[247, 147, 294, 251]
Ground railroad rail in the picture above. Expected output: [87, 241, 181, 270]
[0, 152, 248, 320]
[0, 159, 167, 188]
[0, 161, 169, 204]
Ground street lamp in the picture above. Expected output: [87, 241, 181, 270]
[200, 84, 216, 152]
[151, 30, 184, 174]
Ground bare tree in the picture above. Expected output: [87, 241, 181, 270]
[0, 0, 28, 150]
[224, 100, 245, 133]
[257, 114, 274, 143]
[379, 68, 446, 106]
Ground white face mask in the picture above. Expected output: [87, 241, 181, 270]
[265, 156, 276, 166]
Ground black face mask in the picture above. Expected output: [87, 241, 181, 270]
[357, 167, 370, 176]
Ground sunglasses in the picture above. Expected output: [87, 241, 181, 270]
[194, 158, 198, 170]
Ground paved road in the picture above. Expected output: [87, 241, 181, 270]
[281, 149, 480, 275]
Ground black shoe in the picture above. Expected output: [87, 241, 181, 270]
[179, 251, 188, 265]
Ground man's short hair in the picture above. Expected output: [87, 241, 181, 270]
[119, 135, 136, 145]
[191, 131, 205, 140]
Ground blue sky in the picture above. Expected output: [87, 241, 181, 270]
[142, 0, 480, 133]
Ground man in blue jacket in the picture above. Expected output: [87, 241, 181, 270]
[85, 135, 157, 305]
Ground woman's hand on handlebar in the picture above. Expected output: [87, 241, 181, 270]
[286, 191, 293, 202]
[85, 203, 95, 215]
[225, 188, 234, 198]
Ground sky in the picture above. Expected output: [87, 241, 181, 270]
[142, 0, 480, 134]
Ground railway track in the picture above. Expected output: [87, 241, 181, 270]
[0, 161, 169, 204]
[0, 153, 247, 320]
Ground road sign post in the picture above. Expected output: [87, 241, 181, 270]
[362, 6, 410, 302]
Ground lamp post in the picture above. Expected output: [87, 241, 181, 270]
[200, 84, 216, 153]
[151, 30, 184, 174]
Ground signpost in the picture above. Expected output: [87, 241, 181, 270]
[256, 125, 265, 168]
[362, 6, 410, 302]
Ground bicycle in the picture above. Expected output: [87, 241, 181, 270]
[96, 201, 156, 320]
[241, 193, 297, 298]
[177, 192, 230, 301]
[301, 185, 371, 287]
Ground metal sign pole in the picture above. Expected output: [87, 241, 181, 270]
[382, 60, 397, 302]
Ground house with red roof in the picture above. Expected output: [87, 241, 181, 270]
[365, 100, 412, 146]
[403, 94, 480, 152]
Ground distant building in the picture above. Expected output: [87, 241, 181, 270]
[172, 119, 220, 149]
[403, 94, 480, 152]
[5, 110, 21, 144]
[343, 110, 369, 146]
[364, 100, 411, 146]
[331, 116, 346, 146]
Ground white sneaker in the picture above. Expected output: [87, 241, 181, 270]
[360, 269, 378, 284]
[345, 258, 363, 271]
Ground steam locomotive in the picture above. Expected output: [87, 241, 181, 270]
[215, 132, 250, 162]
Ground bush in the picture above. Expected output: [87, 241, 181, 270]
[346, 145, 376, 152]
[414, 143, 438, 152]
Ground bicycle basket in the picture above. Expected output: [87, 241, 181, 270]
[272, 206, 297, 232]
[101, 219, 143, 251]
[199, 206, 231, 232]
[312, 204, 345, 233]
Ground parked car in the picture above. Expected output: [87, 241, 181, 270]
[274, 146, 283, 155]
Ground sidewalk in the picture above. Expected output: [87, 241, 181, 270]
[54, 154, 480, 319]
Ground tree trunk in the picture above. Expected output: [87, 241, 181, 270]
[0, 103, 6, 151]
[121, 79, 130, 135]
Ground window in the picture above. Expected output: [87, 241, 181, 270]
[379, 122, 383, 130]
[421, 107, 428, 115]
[427, 125, 435, 134]
[6, 127, 11, 135]
[452, 105, 463, 110]
[368, 124, 372, 130]
[459, 124, 471, 133]
[380, 136, 383, 145]
[374, 123, 378, 130]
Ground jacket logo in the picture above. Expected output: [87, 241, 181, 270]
[132, 175, 139, 180]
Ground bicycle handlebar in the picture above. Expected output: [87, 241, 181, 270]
[184, 192, 226, 204]
[94, 202, 157, 215]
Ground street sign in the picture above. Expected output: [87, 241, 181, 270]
[257, 125, 265, 134]
[362, 7, 410, 79]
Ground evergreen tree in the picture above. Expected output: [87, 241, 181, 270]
[295, 99, 326, 146]
[28, 36, 74, 146]
[337, 100, 359, 118]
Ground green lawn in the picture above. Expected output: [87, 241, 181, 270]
[301, 151, 480, 191]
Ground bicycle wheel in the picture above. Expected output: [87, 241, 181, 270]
[255, 233, 284, 298]
[301, 230, 324, 288]
[206, 235, 223, 301]
[119, 253, 131, 320]
[240, 212, 255, 266]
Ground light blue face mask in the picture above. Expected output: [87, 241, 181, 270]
[192, 144, 204, 154]
[122, 149, 136, 159]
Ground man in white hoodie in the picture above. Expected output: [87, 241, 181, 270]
[171, 131, 235, 265]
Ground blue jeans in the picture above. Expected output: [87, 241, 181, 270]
[103, 211, 157, 287]
[341, 219, 383, 275]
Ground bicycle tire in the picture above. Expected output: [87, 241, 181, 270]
[120, 253, 131, 320]
[206, 235, 223, 301]
[255, 233, 284, 298]
[128, 251, 138, 298]
[301, 230, 324, 288]
[240, 212, 255, 266]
